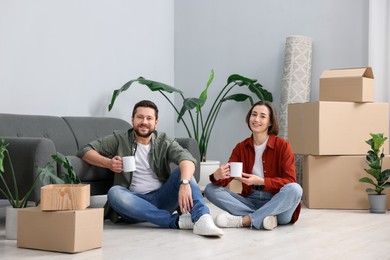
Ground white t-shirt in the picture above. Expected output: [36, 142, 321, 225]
[252, 136, 269, 178]
[129, 142, 162, 194]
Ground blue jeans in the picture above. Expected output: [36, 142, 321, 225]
[107, 168, 210, 229]
[204, 182, 302, 229]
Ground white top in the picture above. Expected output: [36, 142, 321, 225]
[129, 142, 162, 194]
[252, 136, 269, 178]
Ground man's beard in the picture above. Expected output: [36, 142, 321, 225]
[134, 125, 154, 138]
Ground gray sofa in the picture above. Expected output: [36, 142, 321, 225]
[0, 113, 200, 203]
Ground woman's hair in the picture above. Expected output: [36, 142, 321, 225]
[245, 100, 279, 135]
[132, 100, 159, 119]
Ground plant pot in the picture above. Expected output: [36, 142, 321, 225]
[198, 160, 220, 192]
[5, 206, 18, 240]
[368, 194, 387, 214]
[5, 202, 35, 240]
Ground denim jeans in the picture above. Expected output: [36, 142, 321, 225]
[204, 182, 302, 229]
[107, 168, 210, 229]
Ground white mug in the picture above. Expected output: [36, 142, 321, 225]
[123, 156, 136, 172]
[229, 162, 243, 177]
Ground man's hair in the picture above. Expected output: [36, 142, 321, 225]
[132, 100, 159, 119]
[245, 100, 279, 135]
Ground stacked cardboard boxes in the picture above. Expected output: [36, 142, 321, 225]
[17, 184, 104, 253]
[288, 67, 390, 209]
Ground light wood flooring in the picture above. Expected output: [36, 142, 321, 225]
[0, 199, 389, 260]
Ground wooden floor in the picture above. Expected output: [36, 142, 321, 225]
[0, 199, 389, 260]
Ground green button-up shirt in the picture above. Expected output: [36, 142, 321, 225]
[77, 128, 197, 188]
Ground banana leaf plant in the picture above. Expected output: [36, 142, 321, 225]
[108, 69, 273, 162]
[359, 133, 390, 194]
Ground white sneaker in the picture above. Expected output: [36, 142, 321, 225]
[262, 216, 277, 230]
[178, 213, 194, 230]
[193, 214, 224, 237]
[215, 212, 243, 228]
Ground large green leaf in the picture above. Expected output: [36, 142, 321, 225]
[251, 83, 273, 102]
[248, 83, 265, 101]
[0, 139, 8, 173]
[366, 150, 377, 161]
[52, 153, 81, 184]
[260, 88, 273, 102]
[227, 74, 257, 85]
[380, 169, 390, 183]
[359, 177, 376, 186]
[365, 168, 381, 180]
[197, 70, 214, 112]
[39, 162, 64, 185]
[382, 182, 390, 188]
[108, 77, 143, 111]
[366, 138, 375, 149]
[221, 94, 253, 104]
[177, 98, 204, 122]
[370, 133, 387, 150]
[138, 79, 182, 93]
[108, 77, 182, 111]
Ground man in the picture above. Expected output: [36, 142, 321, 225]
[77, 100, 223, 237]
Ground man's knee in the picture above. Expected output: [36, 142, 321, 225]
[107, 185, 129, 203]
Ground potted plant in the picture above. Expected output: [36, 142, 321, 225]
[0, 138, 49, 239]
[359, 133, 390, 213]
[0, 138, 80, 239]
[0, 139, 81, 208]
[108, 69, 273, 162]
[0, 139, 42, 209]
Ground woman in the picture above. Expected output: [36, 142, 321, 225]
[204, 101, 302, 230]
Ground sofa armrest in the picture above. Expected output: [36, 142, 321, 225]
[0, 137, 57, 202]
[175, 138, 201, 183]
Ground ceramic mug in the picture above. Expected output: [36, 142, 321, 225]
[123, 156, 136, 172]
[229, 162, 243, 177]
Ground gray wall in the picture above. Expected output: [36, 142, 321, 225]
[174, 0, 369, 163]
[0, 1, 371, 162]
[0, 0, 176, 136]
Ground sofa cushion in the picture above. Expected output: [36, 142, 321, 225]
[62, 117, 131, 150]
[0, 113, 78, 155]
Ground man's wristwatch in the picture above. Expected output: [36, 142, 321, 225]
[180, 179, 190, 185]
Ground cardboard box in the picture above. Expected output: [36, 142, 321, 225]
[17, 207, 103, 253]
[319, 67, 374, 102]
[303, 155, 390, 209]
[288, 101, 389, 155]
[40, 184, 90, 211]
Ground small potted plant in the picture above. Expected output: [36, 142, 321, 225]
[359, 133, 390, 213]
